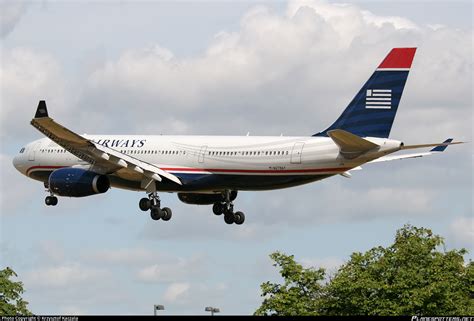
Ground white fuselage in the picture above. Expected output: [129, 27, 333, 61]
[13, 134, 402, 193]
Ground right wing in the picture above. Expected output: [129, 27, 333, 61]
[30, 100, 182, 186]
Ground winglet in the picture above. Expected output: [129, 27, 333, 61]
[35, 100, 49, 118]
[430, 138, 453, 152]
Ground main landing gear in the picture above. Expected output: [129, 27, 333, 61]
[212, 190, 245, 225]
[139, 191, 172, 222]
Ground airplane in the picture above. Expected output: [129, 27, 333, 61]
[12, 47, 463, 225]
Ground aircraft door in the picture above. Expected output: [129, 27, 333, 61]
[198, 146, 207, 163]
[28, 150, 35, 161]
[27, 143, 38, 161]
[290, 142, 305, 164]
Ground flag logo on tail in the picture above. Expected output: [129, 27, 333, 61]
[366, 89, 392, 109]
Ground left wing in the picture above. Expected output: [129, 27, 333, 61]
[30, 100, 182, 186]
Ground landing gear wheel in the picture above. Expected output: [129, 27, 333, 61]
[150, 208, 162, 220]
[213, 202, 224, 215]
[139, 198, 151, 211]
[223, 205, 234, 216]
[45, 196, 58, 206]
[161, 207, 172, 221]
[234, 211, 245, 225]
[224, 213, 235, 224]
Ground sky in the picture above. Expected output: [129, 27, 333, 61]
[0, 0, 472, 315]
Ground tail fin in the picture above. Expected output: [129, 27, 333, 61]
[314, 48, 417, 138]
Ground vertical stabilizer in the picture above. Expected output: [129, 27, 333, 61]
[314, 48, 416, 138]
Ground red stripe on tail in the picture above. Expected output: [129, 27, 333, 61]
[378, 48, 417, 69]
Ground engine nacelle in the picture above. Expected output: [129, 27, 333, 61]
[178, 191, 237, 205]
[49, 168, 110, 197]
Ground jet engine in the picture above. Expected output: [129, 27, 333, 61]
[49, 168, 110, 197]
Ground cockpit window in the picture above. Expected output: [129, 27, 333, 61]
[19, 147, 25, 154]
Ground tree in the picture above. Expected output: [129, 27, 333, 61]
[255, 224, 473, 316]
[254, 252, 326, 316]
[0, 267, 32, 315]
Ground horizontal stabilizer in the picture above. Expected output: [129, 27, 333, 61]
[369, 138, 463, 164]
[328, 129, 379, 159]
[369, 152, 432, 163]
[430, 138, 453, 152]
[401, 139, 463, 151]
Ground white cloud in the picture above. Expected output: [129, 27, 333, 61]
[246, 181, 436, 226]
[136, 253, 207, 283]
[83, 247, 163, 266]
[448, 216, 474, 249]
[163, 282, 190, 303]
[24, 263, 106, 288]
[59, 305, 87, 315]
[161, 281, 231, 310]
[301, 256, 344, 272]
[37, 240, 65, 263]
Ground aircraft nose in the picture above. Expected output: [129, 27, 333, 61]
[12, 153, 26, 174]
[12, 154, 20, 170]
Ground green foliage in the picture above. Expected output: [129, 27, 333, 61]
[254, 252, 326, 316]
[255, 224, 473, 316]
[0, 267, 32, 315]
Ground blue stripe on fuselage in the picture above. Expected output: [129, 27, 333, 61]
[29, 169, 333, 193]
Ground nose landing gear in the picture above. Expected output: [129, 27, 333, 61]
[44, 186, 58, 206]
[45, 195, 58, 206]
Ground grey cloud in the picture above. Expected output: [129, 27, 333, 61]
[0, 48, 68, 143]
[0, 153, 39, 215]
[447, 216, 474, 250]
[74, 2, 471, 144]
[138, 198, 284, 242]
[0, 1, 27, 38]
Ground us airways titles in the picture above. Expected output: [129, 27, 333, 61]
[92, 138, 146, 148]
